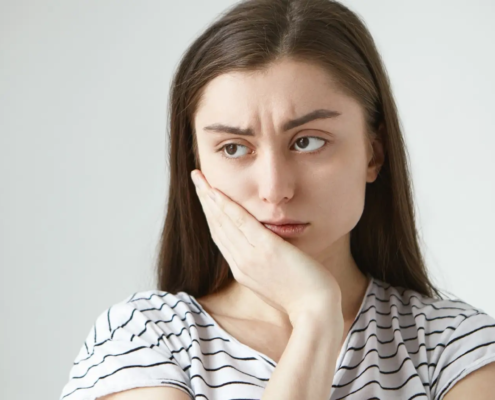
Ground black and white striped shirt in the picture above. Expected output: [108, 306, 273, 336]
[60, 276, 495, 400]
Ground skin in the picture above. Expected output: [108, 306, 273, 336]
[443, 362, 495, 399]
[192, 58, 384, 335]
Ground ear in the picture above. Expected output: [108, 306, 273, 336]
[366, 123, 386, 183]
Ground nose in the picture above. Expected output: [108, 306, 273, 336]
[256, 151, 296, 205]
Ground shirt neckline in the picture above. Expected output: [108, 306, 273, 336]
[334, 273, 374, 371]
[187, 293, 280, 367]
[186, 274, 374, 370]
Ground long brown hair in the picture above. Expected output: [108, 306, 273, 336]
[155, 0, 445, 300]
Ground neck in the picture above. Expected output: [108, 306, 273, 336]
[206, 233, 370, 331]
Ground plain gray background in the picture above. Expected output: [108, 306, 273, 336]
[1, 1, 494, 399]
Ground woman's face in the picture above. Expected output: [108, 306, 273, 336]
[193, 58, 382, 264]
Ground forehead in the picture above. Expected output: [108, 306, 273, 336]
[194, 59, 361, 129]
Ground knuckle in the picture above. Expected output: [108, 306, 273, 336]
[234, 213, 245, 228]
[228, 262, 245, 282]
[233, 269, 247, 285]
[236, 260, 247, 275]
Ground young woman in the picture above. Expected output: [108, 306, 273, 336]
[60, 0, 495, 399]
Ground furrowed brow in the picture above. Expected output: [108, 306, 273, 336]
[203, 108, 341, 136]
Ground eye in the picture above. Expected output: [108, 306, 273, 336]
[218, 136, 328, 161]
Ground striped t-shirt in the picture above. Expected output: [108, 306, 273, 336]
[60, 276, 495, 400]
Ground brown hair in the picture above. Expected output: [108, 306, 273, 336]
[155, 0, 445, 300]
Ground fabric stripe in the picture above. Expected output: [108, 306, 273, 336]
[59, 278, 495, 400]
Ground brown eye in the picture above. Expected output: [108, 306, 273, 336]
[293, 137, 326, 152]
[218, 136, 328, 161]
[222, 143, 249, 158]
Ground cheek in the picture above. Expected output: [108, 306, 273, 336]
[200, 165, 252, 205]
[335, 183, 366, 232]
[312, 163, 368, 234]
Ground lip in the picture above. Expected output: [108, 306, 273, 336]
[259, 218, 307, 225]
[262, 223, 309, 238]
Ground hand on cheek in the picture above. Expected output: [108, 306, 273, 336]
[190, 169, 343, 326]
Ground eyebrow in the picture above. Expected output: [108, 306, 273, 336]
[203, 108, 341, 136]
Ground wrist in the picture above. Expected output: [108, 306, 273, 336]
[289, 299, 344, 333]
[289, 310, 344, 361]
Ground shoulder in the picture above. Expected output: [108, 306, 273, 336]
[369, 278, 495, 400]
[83, 290, 202, 347]
[60, 290, 201, 400]
[112, 289, 199, 319]
[368, 277, 487, 328]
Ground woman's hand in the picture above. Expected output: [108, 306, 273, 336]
[190, 169, 343, 325]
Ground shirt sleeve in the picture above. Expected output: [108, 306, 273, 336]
[59, 301, 194, 400]
[431, 310, 495, 400]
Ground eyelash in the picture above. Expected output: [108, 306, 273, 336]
[217, 136, 329, 161]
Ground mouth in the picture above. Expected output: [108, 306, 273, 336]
[262, 222, 309, 238]
[259, 218, 307, 225]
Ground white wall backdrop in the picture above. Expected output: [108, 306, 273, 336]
[0, 1, 493, 399]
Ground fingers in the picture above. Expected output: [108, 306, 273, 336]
[196, 183, 238, 264]
[191, 171, 247, 281]
[193, 171, 272, 249]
